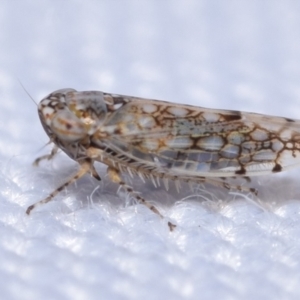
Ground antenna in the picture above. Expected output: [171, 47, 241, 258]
[17, 78, 38, 106]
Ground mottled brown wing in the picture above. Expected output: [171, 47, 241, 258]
[97, 97, 300, 177]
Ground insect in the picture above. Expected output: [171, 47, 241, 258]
[27, 88, 300, 230]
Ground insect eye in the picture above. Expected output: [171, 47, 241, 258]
[62, 91, 108, 133]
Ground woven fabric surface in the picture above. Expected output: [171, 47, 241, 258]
[1, 1, 300, 299]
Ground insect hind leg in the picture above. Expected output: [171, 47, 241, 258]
[194, 176, 258, 195]
[107, 166, 176, 231]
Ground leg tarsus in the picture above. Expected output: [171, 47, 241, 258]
[168, 221, 176, 231]
[90, 164, 101, 181]
[33, 145, 59, 166]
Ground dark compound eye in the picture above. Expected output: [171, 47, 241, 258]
[65, 123, 72, 130]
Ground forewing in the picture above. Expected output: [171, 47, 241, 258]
[99, 97, 300, 177]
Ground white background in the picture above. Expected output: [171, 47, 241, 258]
[1, 1, 300, 299]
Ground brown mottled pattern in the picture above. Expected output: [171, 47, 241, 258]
[27, 89, 300, 229]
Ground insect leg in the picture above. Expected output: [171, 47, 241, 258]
[26, 159, 100, 215]
[190, 177, 258, 195]
[33, 145, 59, 166]
[107, 166, 176, 231]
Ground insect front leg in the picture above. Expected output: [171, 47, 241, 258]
[33, 145, 59, 166]
[27, 159, 101, 215]
[107, 166, 176, 231]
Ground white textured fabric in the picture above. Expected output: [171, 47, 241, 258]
[1, 1, 300, 299]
